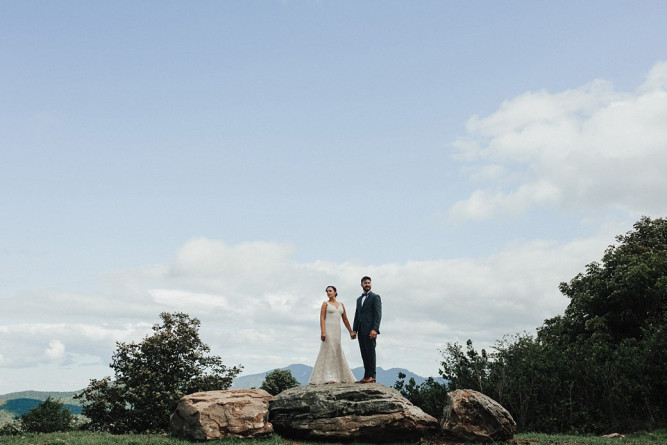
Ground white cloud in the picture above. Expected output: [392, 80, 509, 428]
[45, 340, 66, 362]
[0, 322, 151, 369]
[639, 61, 667, 93]
[149, 289, 230, 309]
[1, 229, 617, 392]
[450, 62, 667, 221]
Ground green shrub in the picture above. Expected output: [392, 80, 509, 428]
[0, 420, 23, 436]
[260, 369, 300, 395]
[20, 396, 73, 433]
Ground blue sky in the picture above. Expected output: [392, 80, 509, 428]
[2, 1, 667, 394]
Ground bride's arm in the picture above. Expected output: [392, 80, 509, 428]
[320, 302, 327, 341]
[341, 304, 355, 338]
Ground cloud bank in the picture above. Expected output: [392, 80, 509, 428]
[450, 62, 667, 220]
[1, 229, 616, 392]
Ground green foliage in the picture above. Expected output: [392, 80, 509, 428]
[20, 397, 73, 433]
[393, 372, 448, 420]
[0, 420, 22, 436]
[439, 339, 490, 393]
[535, 216, 667, 432]
[260, 369, 300, 395]
[75, 312, 242, 434]
[437, 217, 667, 434]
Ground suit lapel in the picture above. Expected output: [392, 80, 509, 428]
[361, 292, 372, 308]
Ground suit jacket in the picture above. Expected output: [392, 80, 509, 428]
[353, 291, 382, 335]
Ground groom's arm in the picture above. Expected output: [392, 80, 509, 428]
[371, 295, 382, 334]
[352, 298, 360, 333]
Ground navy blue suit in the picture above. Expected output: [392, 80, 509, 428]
[353, 291, 382, 379]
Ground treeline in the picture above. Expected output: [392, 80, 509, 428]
[396, 216, 666, 434]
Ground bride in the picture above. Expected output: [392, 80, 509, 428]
[308, 285, 357, 384]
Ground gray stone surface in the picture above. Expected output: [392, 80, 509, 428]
[269, 383, 439, 442]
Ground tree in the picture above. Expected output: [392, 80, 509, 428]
[393, 372, 448, 420]
[558, 216, 667, 343]
[20, 397, 73, 433]
[75, 312, 242, 433]
[542, 216, 667, 431]
[436, 217, 667, 433]
[260, 369, 300, 395]
[487, 333, 561, 432]
[439, 339, 490, 392]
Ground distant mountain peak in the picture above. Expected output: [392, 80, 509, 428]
[231, 364, 442, 389]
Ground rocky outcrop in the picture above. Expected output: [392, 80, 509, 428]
[441, 389, 516, 442]
[170, 389, 274, 440]
[269, 383, 439, 442]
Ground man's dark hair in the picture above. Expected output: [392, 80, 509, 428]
[361, 276, 371, 283]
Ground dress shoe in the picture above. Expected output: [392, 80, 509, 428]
[357, 376, 375, 383]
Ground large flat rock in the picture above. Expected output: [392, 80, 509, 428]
[269, 383, 439, 442]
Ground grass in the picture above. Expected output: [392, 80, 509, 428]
[512, 429, 666, 445]
[0, 430, 665, 445]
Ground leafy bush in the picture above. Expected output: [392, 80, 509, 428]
[393, 372, 448, 420]
[260, 369, 300, 395]
[76, 312, 242, 433]
[0, 420, 22, 436]
[20, 396, 73, 433]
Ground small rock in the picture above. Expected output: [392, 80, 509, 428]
[602, 433, 625, 439]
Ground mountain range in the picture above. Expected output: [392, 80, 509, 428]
[230, 363, 442, 388]
[0, 391, 82, 425]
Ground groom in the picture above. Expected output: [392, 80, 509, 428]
[353, 276, 382, 383]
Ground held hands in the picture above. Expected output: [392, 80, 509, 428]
[321, 332, 326, 342]
[350, 331, 357, 340]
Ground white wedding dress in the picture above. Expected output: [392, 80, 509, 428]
[308, 302, 357, 384]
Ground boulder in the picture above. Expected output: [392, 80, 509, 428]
[170, 389, 274, 440]
[441, 389, 516, 442]
[269, 383, 439, 442]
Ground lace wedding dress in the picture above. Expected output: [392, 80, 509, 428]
[308, 302, 357, 384]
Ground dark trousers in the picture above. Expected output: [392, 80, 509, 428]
[358, 334, 377, 378]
